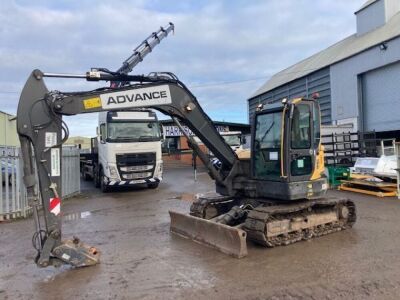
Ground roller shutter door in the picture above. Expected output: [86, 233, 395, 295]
[362, 62, 400, 132]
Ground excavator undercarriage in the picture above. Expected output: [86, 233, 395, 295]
[170, 194, 356, 257]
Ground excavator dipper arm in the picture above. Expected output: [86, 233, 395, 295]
[17, 69, 242, 267]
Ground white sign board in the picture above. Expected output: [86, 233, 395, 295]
[100, 85, 172, 109]
[51, 148, 60, 177]
[45, 132, 57, 147]
[163, 125, 229, 137]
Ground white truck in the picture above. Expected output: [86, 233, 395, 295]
[220, 131, 248, 150]
[80, 109, 163, 192]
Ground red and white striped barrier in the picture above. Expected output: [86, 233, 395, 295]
[49, 197, 61, 216]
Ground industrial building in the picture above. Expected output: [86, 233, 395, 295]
[248, 0, 400, 139]
[160, 120, 250, 165]
[161, 120, 250, 150]
[0, 111, 19, 147]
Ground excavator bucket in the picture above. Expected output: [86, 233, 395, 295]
[53, 238, 100, 267]
[169, 210, 248, 258]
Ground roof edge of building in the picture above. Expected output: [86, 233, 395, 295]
[249, 10, 400, 100]
[354, 0, 379, 15]
[0, 110, 16, 117]
[249, 31, 400, 102]
[248, 33, 360, 100]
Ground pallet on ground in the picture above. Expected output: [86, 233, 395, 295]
[339, 179, 397, 198]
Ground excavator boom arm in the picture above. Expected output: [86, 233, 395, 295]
[16, 69, 240, 267]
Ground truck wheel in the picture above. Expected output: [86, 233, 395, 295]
[84, 173, 91, 181]
[147, 182, 159, 189]
[81, 169, 90, 181]
[100, 169, 109, 193]
[94, 166, 100, 188]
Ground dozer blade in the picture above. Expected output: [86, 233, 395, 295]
[169, 210, 248, 258]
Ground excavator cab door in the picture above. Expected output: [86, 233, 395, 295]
[288, 101, 313, 181]
[287, 99, 320, 182]
[252, 107, 284, 181]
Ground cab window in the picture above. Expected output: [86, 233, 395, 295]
[253, 111, 282, 181]
[313, 102, 321, 149]
[291, 104, 311, 149]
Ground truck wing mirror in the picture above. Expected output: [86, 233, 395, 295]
[160, 124, 166, 141]
[99, 124, 106, 143]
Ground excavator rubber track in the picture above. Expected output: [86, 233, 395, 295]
[243, 197, 356, 247]
[190, 194, 235, 219]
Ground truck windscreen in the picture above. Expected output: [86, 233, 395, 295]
[222, 135, 241, 146]
[107, 122, 161, 142]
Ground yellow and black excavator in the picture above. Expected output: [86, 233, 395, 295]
[16, 26, 356, 268]
[174, 96, 356, 257]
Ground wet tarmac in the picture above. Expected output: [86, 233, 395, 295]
[1, 166, 400, 299]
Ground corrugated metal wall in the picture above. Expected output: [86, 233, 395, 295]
[61, 147, 81, 199]
[248, 67, 331, 124]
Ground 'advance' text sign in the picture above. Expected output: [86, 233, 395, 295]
[100, 85, 172, 109]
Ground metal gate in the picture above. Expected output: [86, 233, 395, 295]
[0, 146, 80, 220]
[0, 147, 23, 219]
[62, 147, 81, 199]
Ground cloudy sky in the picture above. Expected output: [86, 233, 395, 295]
[1, 0, 366, 137]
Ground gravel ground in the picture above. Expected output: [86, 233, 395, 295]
[0, 166, 400, 300]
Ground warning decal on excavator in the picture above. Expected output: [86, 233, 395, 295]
[51, 148, 60, 176]
[83, 97, 102, 110]
[100, 85, 172, 109]
[49, 197, 61, 215]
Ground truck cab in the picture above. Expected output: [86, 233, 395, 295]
[95, 109, 163, 192]
[220, 131, 246, 151]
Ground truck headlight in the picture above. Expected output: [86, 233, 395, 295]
[158, 162, 163, 173]
[109, 166, 118, 178]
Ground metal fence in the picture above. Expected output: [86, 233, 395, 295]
[0, 147, 22, 219]
[0, 146, 80, 220]
[62, 147, 81, 199]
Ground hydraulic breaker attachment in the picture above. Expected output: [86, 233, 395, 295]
[169, 210, 248, 258]
[52, 238, 100, 268]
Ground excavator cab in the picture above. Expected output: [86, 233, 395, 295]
[179, 98, 354, 258]
[250, 98, 327, 200]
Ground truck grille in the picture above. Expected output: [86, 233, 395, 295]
[116, 153, 156, 166]
[116, 152, 156, 179]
